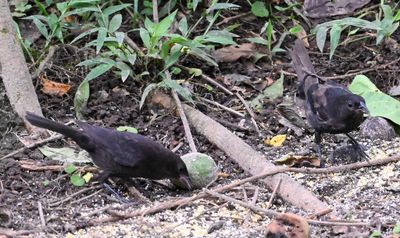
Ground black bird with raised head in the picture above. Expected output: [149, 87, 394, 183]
[289, 39, 369, 167]
[25, 112, 192, 189]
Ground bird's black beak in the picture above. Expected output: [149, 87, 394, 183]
[179, 175, 192, 190]
[359, 101, 369, 115]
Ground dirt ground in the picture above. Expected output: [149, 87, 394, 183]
[1, 2, 400, 238]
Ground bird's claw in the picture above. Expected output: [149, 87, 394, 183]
[102, 182, 131, 203]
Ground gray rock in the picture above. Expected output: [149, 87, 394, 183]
[360, 117, 396, 140]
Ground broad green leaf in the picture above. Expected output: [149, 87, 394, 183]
[154, 10, 177, 37]
[349, 75, 400, 125]
[251, 71, 284, 110]
[381, 4, 393, 21]
[192, 0, 200, 11]
[188, 67, 202, 76]
[31, 18, 49, 39]
[164, 45, 182, 69]
[115, 61, 131, 82]
[178, 15, 188, 36]
[64, 164, 76, 174]
[70, 174, 85, 186]
[289, 25, 302, 34]
[96, 27, 107, 54]
[116, 126, 138, 133]
[144, 17, 155, 34]
[34, 0, 48, 16]
[251, 1, 269, 17]
[103, 3, 131, 16]
[329, 23, 342, 60]
[108, 14, 122, 33]
[77, 57, 115, 67]
[74, 81, 90, 119]
[139, 28, 151, 49]
[71, 28, 99, 44]
[127, 53, 137, 65]
[161, 77, 193, 103]
[47, 13, 58, 31]
[207, 3, 239, 13]
[316, 26, 328, 52]
[115, 31, 125, 46]
[84, 63, 114, 81]
[62, 7, 100, 17]
[39, 146, 92, 163]
[140, 83, 158, 109]
[394, 10, 400, 21]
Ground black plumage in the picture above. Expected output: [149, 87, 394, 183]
[290, 39, 369, 167]
[25, 112, 192, 189]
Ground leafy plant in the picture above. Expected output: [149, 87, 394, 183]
[313, 3, 399, 60]
[349, 75, 400, 126]
[64, 164, 91, 187]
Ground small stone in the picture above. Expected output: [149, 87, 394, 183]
[360, 117, 396, 141]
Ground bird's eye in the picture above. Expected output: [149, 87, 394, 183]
[347, 102, 353, 108]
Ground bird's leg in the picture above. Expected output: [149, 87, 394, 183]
[97, 171, 130, 203]
[314, 132, 324, 167]
[345, 133, 370, 161]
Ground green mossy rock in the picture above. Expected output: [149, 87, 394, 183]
[171, 152, 218, 189]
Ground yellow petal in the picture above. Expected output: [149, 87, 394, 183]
[265, 134, 286, 147]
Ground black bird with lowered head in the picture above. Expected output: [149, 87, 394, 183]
[25, 112, 192, 189]
[289, 39, 369, 167]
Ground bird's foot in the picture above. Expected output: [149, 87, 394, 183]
[350, 141, 370, 162]
[315, 144, 326, 168]
[102, 182, 131, 203]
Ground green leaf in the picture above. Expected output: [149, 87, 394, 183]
[108, 14, 122, 33]
[329, 23, 342, 60]
[116, 126, 138, 133]
[161, 78, 193, 103]
[74, 81, 90, 120]
[178, 15, 188, 36]
[154, 10, 177, 37]
[31, 18, 49, 40]
[289, 25, 302, 34]
[84, 63, 114, 81]
[127, 53, 137, 65]
[349, 75, 400, 125]
[96, 27, 107, 54]
[39, 146, 92, 163]
[115, 31, 125, 46]
[266, 20, 273, 52]
[71, 28, 99, 44]
[251, 71, 284, 110]
[34, 0, 48, 16]
[103, 3, 131, 16]
[62, 7, 100, 17]
[368, 230, 381, 238]
[139, 28, 151, 49]
[316, 26, 328, 53]
[70, 174, 85, 186]
[164, 45, 182, 69]
[189, 47, 218, 66]
[393, 223, 400, 234]
[251, 1, 269, 17]
[394, 10, 400, 21]
[64, 164, 77, 174]
[144, 17, 155, 34]
[207, 3, 240, 13]
[140, 83, 158, 109]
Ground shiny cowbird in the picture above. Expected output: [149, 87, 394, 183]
[289, 39, 369, 167]
[25, 112, 192, 189]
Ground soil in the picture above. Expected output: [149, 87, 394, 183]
[1, 2, 400, 238]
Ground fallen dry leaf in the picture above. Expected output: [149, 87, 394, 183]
[40, 75, 71, 96]
[293, 20, 309, 48]
[274, 154, 320, 167]
[212, 43, 256, 63]
[265, 134, 286, 147]
[266, 213, 310, 238]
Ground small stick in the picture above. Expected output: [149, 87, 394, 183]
[0, 229, 37, 237]
[18, 160, 98, 173]
[178, 64, 233, 95]
[70, 189, 103, 205]
[266, 178, 282, 209]
[152, 0, 159, 23]
[235, 93, 260, 135]
[172, 90, 197, 153]
[200, 97, 245, 118]
[48, 185, 102, 207]
[126, 185, 150, 203]
[242, 187, 259, 226]
[32, 45, 58, 80]
[216, 12, 251, 26]
[205, 189, 369, 227]
[308, 208, 333, 219]
[38, 201, 46, 227]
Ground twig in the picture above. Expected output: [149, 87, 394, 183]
[124, 36, 143, 55]
[284, 0, 312, 28]
[178, 64, 234, 95]
[1, 121, 74, 160]
[32, 45, 58, 80]
[0, 229, 37, 237]
[70, 189, 103, 205]
[18, 160, 98, 173]
[48, 185, 102, 207]
[308, 208, 333, 219]
[0, 134, 63, 160]
[126, 185, 151, 203]
[235, 93, 260, 135]
[200, 97, 245, 118]
[152, 0, 159, 23]
[172, 90, 197, 153]
[205, 189, 369, 227]
[38, 201, 46, 227]
[266, 178, 282, 209]
[75, 154, 400, 229]
[215, 12, 251, 26]
[242, 187, 259, 227]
